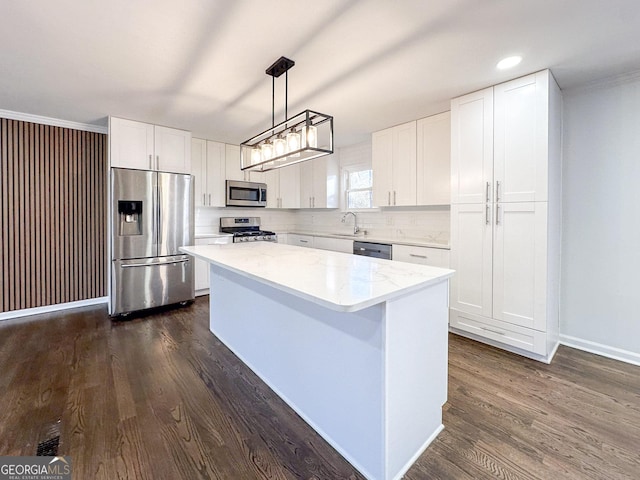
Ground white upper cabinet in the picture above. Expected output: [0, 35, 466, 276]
[109, 117, 154, 170]
[299, 155, 339, 209]
[450, 88, 494, 204]
[224, 144, 244, 181]
[263, 165, 300, 209]
[109, 117, 191, 173]
[494, 71, 549, 202]
[416, 111, 451, 205]
[154, 125, 191, 173]
[279, 164, 300, 208]
[372, 121, 417, 207]
[191, 139, 226, 207]
[191, 138, 207, 207]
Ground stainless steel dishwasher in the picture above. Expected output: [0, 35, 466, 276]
[353, 241, 392, 259]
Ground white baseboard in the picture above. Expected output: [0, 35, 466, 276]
[0, 108, 107, 134]
[560, 334, 640, 367]
[0, 297, 108, 322]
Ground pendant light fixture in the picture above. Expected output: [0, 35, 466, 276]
[240, 56, 334, 172]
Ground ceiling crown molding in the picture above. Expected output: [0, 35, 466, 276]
[0, 109, 108, 134]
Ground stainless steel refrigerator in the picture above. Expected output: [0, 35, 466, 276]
[110, 167, 194, 316]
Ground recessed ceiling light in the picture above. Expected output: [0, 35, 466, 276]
[497, 56, 522, 70]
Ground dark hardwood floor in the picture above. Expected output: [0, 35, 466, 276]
[0, 297, 638, 479]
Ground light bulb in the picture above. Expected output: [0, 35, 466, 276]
[261, 142, 274, 160]
[304, 125, 317, 148]
[286, 130, 301, 157]
[274, 137, 287, 157]
[251, 147, 262, 165]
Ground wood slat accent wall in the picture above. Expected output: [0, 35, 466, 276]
[0, 118, 107, 313]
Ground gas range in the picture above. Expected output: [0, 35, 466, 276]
[220, 217, 277, 243]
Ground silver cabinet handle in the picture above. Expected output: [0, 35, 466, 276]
[300, 239, 308, 243]
[149, 154, 153, 169]
[208, 193, 211, 205]
[388, 191, 391, 206]
[310, 197, 312, 208]
[203, 194, 206, 205]
[482, 326, 506, 335]
[486, 182, 490, 202]
[312, 196, 315, 208]
[394, 191, 397, 205]
[496, 203, 501, 225]
[156, 155, 160, 171]
[409, 254, 427, 259]
[486, 204, 490, 225]
[496, 180, 501, 202]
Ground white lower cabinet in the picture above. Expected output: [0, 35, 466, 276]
[287, 234, 314, 248]
[449, 309, 547, 355]
[312, 236, 353, 253]
[287, 234, 352, 254]
[194, 237, 232, 295]
[393, 245, 450, 268]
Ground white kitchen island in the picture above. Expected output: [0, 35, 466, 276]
[180, 242, 454, 480]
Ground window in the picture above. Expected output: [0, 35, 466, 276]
[344, 164, 373, 209]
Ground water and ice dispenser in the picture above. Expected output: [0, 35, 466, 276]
[118, 200, 143, 236]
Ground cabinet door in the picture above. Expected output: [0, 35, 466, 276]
[224, 144, 244, 181]
[191, 138, 207, 207]
[287, 234, 313, 248]
[392, 121, 417, 206]
[372, 128, 393, 207]
[450, 203, 493, 317]
[154, 126, 191, 173]
[264, 170, 280, 208]
[194, 239, 210, 294]
[299, 162, 314, 208]
[417, 112, 451, 205]
[451, 87, 493, 204]
[206, 141, 226, 207]
[494, 71, 549, 203]
[493, 202, 547, 331]
[313, 236, 352, 253]
[393, 244, 449, 268]
[109, 117, 154, 170]
[318, 154, 339, 208]
[279, 164, 300, 208]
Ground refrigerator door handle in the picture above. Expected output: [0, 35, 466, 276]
[121, 259, 190, 268]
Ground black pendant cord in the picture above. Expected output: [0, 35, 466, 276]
[285, 70, 288, 121]
[271, 75, 275, 133]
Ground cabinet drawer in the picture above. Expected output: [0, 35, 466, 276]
[393, 244, 450, 268]
[287, 234, 313, 248]
[313, 236, 353, 253]
[450, 309, 546, 355]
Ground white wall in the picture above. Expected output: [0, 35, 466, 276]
[561, 74, 640, 361]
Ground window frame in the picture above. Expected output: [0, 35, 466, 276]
[341, 163, 377, 212]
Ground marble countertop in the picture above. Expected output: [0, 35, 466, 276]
[180, 242, 453, 312]
[286, 231, 450, 250]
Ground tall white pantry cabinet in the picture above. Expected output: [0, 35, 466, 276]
[449, 70, 562, 363]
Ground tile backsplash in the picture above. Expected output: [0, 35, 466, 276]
[196, 206, 449, 245]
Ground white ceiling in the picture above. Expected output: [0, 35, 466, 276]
[2, 0, 640, 146]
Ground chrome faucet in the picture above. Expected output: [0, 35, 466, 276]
[341, 211, 360, 234]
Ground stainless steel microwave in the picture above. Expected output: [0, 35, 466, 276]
[226, 180, 267, 207]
